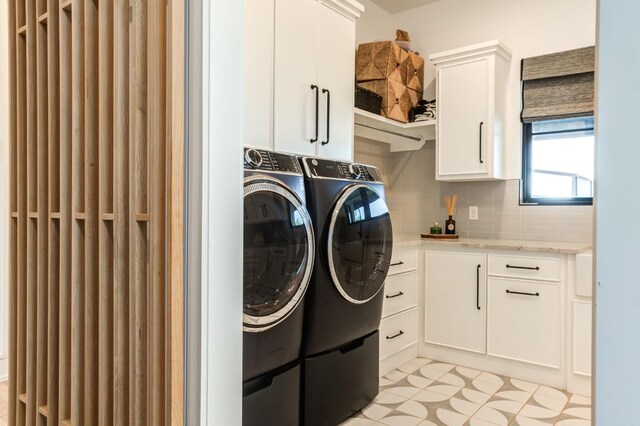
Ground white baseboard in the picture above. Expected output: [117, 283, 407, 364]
[0, 357, 7, 382]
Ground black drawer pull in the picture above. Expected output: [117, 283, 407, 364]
[506, 289, 540, 297]
[390, 261, 404, 267]
[386, 291, 404, 299]
[386, 330, 404, 340]
[506, 264, 540, 271]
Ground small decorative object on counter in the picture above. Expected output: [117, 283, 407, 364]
[444, 194, 457, 235]
[430, 220, 442, 235]
[409, 99, 436, 122]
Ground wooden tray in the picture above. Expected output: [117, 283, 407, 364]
[421, 233, 459, 240]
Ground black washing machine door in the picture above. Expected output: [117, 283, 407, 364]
[243, 175, 315, 332]
[327, 184, 393, 304]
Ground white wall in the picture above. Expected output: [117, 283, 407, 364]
[196, 0, 244, 424]
[0, 0, 10, 382]
[355, 0, 396, 45]
[594, 0, 640, 422]
[360, 0, 596, 179]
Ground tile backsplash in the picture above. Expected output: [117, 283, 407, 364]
[355, 139, 593, 243]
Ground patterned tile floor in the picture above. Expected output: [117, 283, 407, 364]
[0, 380, 7, 426]
[343, 358, 591, 426]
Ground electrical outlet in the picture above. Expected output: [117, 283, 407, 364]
[469, 206, 479, 221]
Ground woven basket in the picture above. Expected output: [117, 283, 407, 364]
[356, 41, 408, 84]
[358, 79, 413, 123]
[355, 85, 383, 114]
[405, 51, 425, 92]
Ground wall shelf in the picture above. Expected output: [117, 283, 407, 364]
[354, 107, 436, 152]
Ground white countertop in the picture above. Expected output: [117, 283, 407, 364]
[393, 234, 592, 254]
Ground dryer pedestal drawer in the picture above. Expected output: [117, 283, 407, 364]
[382, 271, 418, 318]
[379, 308, 418, 360]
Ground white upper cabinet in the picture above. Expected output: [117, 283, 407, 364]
[244, 0, 363, 160]
[430, 41, 511, 181]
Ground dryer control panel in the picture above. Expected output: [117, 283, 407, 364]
[301, 157, 383, 183]
[243, 147, 302, 175]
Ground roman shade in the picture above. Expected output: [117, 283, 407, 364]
[521, 46, 595, 122]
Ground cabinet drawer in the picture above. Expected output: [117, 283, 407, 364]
[487, 277, 560, 368]
[488, 254, 560, 282]
[388, 248, 418, 275]
[382, 271, 418, 318]
[379, 308, 418, 360]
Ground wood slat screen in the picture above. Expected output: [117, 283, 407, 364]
[7, 0, 185, 425]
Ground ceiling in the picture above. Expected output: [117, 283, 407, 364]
[368, 0, 441, 14]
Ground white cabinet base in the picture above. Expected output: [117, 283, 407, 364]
[419, 342, 565, 390]
[380, 343, 419, 377]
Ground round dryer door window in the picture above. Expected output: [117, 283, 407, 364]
[328, 184, 393, 304]
[243, 176, 315, 332]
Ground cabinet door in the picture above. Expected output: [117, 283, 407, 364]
[243, 0, 275, 149]
[487, 277, 560, 368]
[573, 301, 592, 376]
[316, 3, 355, 161]
[425, 251, 486, 353]
[273, 0, 318, 156]
[437, 58, 489, 178]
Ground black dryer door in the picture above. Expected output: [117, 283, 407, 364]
[327, 184, 393, 304]
[243, 176, 315, 332]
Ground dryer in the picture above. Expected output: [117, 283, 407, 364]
[242, 147, 314, 425]
[300, 156, 393, 425]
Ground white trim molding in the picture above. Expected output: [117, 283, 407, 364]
[321, 0, 364, 21]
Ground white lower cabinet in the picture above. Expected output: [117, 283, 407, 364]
[487, 277, 560, 368]
[380, 309, 419, 361]
[422, 247, 574, 390]
[425, 250, 486, 353]
[573, 301, 592, 376]
[379, 246, 420, 375]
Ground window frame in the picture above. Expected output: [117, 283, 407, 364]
[521, 118, 594, 206]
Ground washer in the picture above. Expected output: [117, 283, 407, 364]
[300, 156, 393, 425]
[242, 147, 315, 425]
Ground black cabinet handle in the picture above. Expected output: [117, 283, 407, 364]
[386, 330, 404, 340]
[476, 264, 481, 310]
[479, 121, 484, 164]
[386, 291, 404, 299]
[321, 88, 330, 145]
[506, 264, 540, 271]
[506, 289, 540, 297]
[310, 85, 319, 143]
[390, 261, 404, 267]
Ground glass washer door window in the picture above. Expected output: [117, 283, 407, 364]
[243, 177, 314, 332]
[328, 184, 393, 304]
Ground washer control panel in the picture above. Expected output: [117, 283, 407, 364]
[243, 147, 302, 175]
[302, 157, 383, 182]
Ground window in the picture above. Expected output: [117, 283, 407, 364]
[520, 46, 595, 205]
[522, 116, 594, 205]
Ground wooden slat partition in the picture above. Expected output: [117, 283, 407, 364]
[7, 0, 185, 424]
[8, 0, 18, 423]
[26, 1, 39, 425]
[58, 1, 72, 423]
[15, 0, 28, 424]
[46, 0, 61, 424]
[113, 0, 130, 424]
[98, 0, 114, 425]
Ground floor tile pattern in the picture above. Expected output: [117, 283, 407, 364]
[0, 380, 7, 426]
[343, 358, 591, 426]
